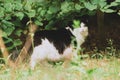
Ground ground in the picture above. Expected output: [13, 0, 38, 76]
[0, 56, 120, 80]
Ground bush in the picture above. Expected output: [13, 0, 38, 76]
[0, 0, 120, 51]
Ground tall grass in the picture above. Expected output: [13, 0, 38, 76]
[0, 55, 120, 80]
[0, 39, 120, 80]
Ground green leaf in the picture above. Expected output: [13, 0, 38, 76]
[75, 4, 83, 10]
[3, 26, 15, 36]
[3, 0, 14, 3]
[26, 10, 36, 17]
[2, 20, 15, 36]
[99, 1, 107, 8]
[35, 20, 43, 26]
[12, 19, 21, 27]
[7, 45, 14, 50]
[4, 15, 11, 20]
[103, 9, 115, 13]
[87, 68, 97, 74]
[84, 2, 97, 11]
[91, 0, 99, 4]
[72, 20, 80, 28]
[45, 14, 54, 20]
[48, 5, 59, 14]
[40, 10, 46, 16]
[4, 3, 13, 12]
[2, 20, 14, 27]
[88, 10, 96, 15]
[24, 1, 32, 11]
[116, 0, 120, 2]
[102, 2, 118, 12]
[14, 2, 23, 10]
[13, 39, 22, 46]
[15, 12, 24, 20]
[110, 2, 118, 6]
[45, 20, 54, 30]
[61, 1, 69, 13]
[4, 37, 12, 44]
[0, 10, 4, 18]
[5, 27, 15, 36]
[15, 29, 23, 37]
[37, 7, 42, 13]
[0, 7, 4, 18]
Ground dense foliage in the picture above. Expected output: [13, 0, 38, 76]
[0, 0, 120, 51]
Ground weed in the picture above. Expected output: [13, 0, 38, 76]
[91, 47, 104, 59]
[105, 39, 116, 58]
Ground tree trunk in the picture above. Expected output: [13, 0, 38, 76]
[97, 10, 104, 36]
[15, 23, 38, 65]
[0, 36, 9, 58]
[0, 30, 15, 67]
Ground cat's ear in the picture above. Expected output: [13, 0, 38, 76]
[80, 22, 85, 27]
[66, 26, 71, 30]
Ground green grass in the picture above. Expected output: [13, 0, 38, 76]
[0, 56, 120, 80]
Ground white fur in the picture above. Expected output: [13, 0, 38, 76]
[66, 22, 88, 45]
[73, 22, 88, 45]
[30, 23, 88, 69]
[30, 38, 74, 69]
[73, 23, 88, 54]
[66, 22, 88, 53]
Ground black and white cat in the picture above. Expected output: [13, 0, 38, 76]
[30, 23, 88, 69]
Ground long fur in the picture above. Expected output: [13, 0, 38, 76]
[30, 23, 88, 69]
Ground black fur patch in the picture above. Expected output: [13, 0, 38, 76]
[33, 28, 74, 54]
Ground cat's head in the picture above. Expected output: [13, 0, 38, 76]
[72, 22, 88, 38]
[79, 22, 88, 38]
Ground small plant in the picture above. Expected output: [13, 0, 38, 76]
[91, 47, 103, 59]
[105, 39, 116, 58]
[72, 20, 81, 28]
